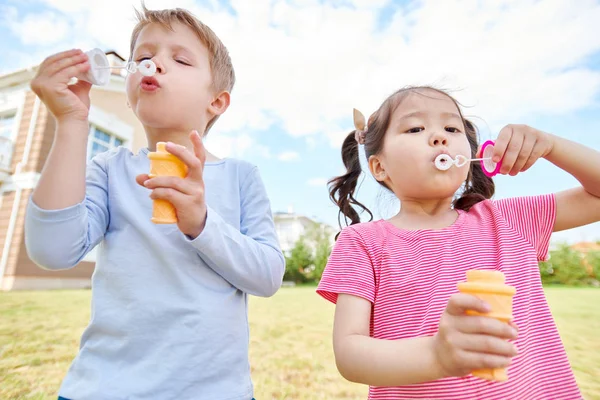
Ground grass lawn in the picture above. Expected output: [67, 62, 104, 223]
[0, 287, 598, 399]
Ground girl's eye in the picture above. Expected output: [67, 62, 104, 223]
[176, 59, 191, 66]
[136, 56, 152, 62]
[406, 127, 424, 133]
[445, 127, 461, 133]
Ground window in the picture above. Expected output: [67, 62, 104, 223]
[0, 111, 16, 139]
[87, 125, 124, 160]
[0, 111, 16, 171]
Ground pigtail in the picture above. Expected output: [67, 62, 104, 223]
[328, 131, 373, 235]
[453, 119, 495, 211]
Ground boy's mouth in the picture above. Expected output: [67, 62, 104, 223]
[141, 77, 160, 91]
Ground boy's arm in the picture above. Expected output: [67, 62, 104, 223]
[31, 119, 88, 209]
[543, 135, 600, 232]
[25, 49, 109, 269]
[29, 49, 92, 209]
[25, 153, 110, 270]
[186, 167, 285, 297]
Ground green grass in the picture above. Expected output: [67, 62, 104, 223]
[0, 287, 598, 399]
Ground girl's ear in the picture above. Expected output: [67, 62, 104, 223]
[368, 155, 387, 182]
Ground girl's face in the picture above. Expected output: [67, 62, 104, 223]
[369, 89, 472, 202]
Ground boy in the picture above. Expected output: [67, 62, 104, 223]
[25, 5, 284, 400]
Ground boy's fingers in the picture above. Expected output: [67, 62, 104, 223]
[40, 49, 82, 71]
[165, 142, 202, 181]
[46, 52, 88, 77]
[56, 61, 91, 84]
[144, 176, 196, 196]
[190, 130, 206, 165]
[69, 79, 92, 97]
[136, 174, 150, 187]
[149, 188, 187, 210]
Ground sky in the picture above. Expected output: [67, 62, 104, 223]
[1, 0, 599, 243]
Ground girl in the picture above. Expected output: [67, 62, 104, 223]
[317, 86, 599, 399]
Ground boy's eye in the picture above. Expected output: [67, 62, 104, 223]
[406, 127, 424, 133]
[175, 59, 191, 66]
[136, 56, 152, 62]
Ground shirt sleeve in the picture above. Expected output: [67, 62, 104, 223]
[185, 166, 285, 297]
[24, 152, 110, 270]
[317, 226, 376, 304]
[493, 194, 556, 261]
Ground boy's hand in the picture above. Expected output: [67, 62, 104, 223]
[489, 124, 555, 176]
[433, 293, 518, 378]
[137, 131, 208, 239]
[30, 49, 92, 123]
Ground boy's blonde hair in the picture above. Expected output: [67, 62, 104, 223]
[130, 3, 235, 133]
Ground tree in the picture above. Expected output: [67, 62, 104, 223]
[312, 238, 331, 282]
[284, 238, 314, 283]
[300, 222, 333, 282]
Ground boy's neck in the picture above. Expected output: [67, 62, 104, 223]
[145, 128, 221, 162]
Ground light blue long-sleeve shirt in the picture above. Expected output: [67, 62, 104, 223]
[25, 146, 285, 400]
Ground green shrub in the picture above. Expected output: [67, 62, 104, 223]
[284, 239, 314, 284]
[539, 244, 597, 286]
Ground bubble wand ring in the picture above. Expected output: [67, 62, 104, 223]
[96, 59, 157, 77]
[434, 140, 503, 177]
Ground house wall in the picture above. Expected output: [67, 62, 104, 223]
[0, 78, 145, 290]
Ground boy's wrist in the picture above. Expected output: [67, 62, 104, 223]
[55, 117, 90, 135]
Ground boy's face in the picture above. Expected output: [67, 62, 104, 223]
[126, 21, 217, 132]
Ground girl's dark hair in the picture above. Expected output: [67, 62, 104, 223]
[328, 86, 495, 231]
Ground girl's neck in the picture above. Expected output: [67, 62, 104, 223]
[389, 197, 458, 231]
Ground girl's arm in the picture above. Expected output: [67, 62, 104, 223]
[333, 293, 517, 386]
[544, 135, 600, 232]
[491, 125, 600, 232]
[333, 294, 443, 385]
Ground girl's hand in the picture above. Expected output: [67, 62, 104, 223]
[491, 124, 555, 176]
[433, 293, 519, 378]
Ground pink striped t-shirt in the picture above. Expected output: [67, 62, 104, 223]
[317, 194, 582, 399]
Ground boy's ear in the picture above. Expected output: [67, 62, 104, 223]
[209, 91, 230, 117]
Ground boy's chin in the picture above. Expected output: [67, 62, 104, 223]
[135, 108, 180, 129]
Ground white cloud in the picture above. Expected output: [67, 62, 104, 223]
[277, 151, 300, 161]
[4, 9, 71, 46]
[307, 177, 328, 187]
[6, 0, 600, 144]
[203, 133, 253, 159]
[203, 132, 271, 159]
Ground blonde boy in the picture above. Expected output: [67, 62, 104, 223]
[26, 5, 284, 400]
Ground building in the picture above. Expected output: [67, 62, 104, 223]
[0, 50, 147, 291]
[273, 207, 336, 255]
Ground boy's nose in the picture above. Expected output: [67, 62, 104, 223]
[152, 57, 164, 74]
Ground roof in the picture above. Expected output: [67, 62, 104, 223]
[572, 242, 600, 253]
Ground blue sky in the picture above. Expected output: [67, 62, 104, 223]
[1, 0, 599, 243]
